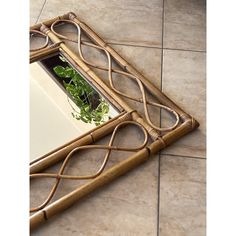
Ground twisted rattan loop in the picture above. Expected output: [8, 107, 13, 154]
[50, 20, 180, 132]
[30, 29, 49, 52]
[30, 121, 148, 213]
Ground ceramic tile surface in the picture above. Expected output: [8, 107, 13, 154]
[112, 45, 162, 88]
[164, 0, 206, 51]
[30, 0, 45, 25]
[30, 0, 206, 235]
[159, 155, 206, 236]
[36, 0, 163, 47]
[161, 49, 206, 158]
[31, 159, 159, 236]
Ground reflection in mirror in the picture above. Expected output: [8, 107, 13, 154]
[30, 53, 120, 161]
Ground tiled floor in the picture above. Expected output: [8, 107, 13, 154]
[30, 0, 206, 235]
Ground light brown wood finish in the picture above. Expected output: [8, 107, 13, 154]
[30, 112, 129, 174]
[42, 25, 161, 139]
[30, 12, 199, 230]
[68, 12, 190, 122]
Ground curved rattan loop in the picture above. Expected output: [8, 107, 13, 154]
[30, 121, 148, 212]
[50, 20, 180, 132]
[30, 29, 49, 52]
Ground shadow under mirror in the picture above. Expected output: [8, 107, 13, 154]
[30, 53, 120, 162]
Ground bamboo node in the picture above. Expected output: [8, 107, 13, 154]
[42, 210, 48, 221]
[30, 120, 149, 213]
[180, 113, 191, 122]
[123, 63, 130, 71]
[40, 24, 50, 34]
[49, 41, 63, 48]
[103, 43, 109, 49]
[157, 136, 167, 148]
[119, 110, 133, 121]
[145, 146, 151, 157]
[84, 67, 92, 73]
[89, 133, 95, 143]
[68, 12, 77, 20]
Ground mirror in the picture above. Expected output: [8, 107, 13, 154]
[30, 53, 120, 161]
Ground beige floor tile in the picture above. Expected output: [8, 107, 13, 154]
[37, 0, 163, 47]
[159, 155, 206, 236]
[31, 159, 158, 236]
[111, 45, 162, 88]
[30, 0, 45, 25]
[164, 0, 206, 51]
[31, 127, 159, 235]
[161, 49, 206, 158]
[110, 45, 162, 125]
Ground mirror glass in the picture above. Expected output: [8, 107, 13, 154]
[30, 53, 120, 161]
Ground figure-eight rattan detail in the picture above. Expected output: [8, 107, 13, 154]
[30, 20, 181, 213]
[50, 19, 180, 133]
[30, 121, 148, 212]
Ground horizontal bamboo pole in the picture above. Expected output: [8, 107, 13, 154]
[30, 147, 150, 230]
[30, 46, 60, 63]
[30, 119, 198, 230]
[30, 112, 130, 174]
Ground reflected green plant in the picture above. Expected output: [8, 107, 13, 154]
[53, 56, 109, 126]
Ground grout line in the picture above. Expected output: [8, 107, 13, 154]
[157, 1, 165, 235]
[159, 0, 165, 156]
[160, 2, 165, 92]
[157, 153, 161, 236]
[35, 0, 47, 24]
[108, 41, 163, 49]
[107, 42, 206, 53]
[160, 153, 206, 160]
[164, 47, 206, 53]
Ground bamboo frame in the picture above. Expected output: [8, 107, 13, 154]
[30, 12, 199, 231]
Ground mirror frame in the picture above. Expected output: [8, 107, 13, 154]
[30, 12, 199, 230]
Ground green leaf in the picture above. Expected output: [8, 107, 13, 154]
[53, 60, 112, 126]
[64, 67, 74, 78]
[102, 104, 109, 113]
[80, 116, 89, 123]
[54, 66, 74, 79]
[53, 66, 66, 77]
[84, 104, 91, 112]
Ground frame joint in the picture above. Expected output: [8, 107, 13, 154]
[185, 116, 200, 130]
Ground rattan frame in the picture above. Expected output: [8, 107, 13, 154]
[30, 12, 199, 230]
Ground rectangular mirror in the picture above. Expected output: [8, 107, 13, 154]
[30, 53, 120, 161]
[30, 14, 200, 231]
